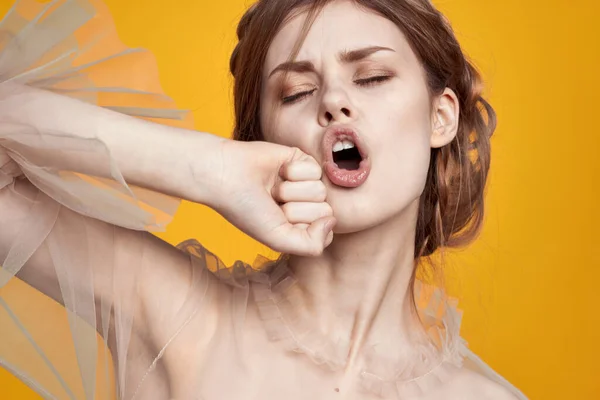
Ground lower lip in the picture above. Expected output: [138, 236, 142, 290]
[324, 158, 371, 188]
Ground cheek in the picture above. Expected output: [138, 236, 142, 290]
[378, 131, 430, 199]
[371, 92, 432, 198]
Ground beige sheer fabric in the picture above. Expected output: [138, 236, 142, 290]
[0, 1, 527, 399]
[0, 0, 194, 398]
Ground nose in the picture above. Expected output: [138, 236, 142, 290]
[318, 85, 355, 126]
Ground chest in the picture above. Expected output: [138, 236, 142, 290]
[124, 286, 462, 400]
[148, 305, 385, 400]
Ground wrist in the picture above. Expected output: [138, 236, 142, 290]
[178, 131, 229, 208]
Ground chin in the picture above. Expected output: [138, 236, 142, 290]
[331, 212, 392, 235]
[326, 183, 421, 236]
[327, 196, 391, 234]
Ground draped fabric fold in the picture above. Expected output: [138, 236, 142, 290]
[0, 1, 196, 398]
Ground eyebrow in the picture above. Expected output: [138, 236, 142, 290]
[268, 45, 395, 78]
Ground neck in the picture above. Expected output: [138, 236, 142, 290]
[286, 199, 426, 372]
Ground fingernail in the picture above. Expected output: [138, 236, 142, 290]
[324, 231, 334, 247]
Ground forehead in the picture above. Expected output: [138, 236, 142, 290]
[264, 0, 413, 75]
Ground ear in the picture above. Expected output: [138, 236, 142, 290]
[430, 88, 460, 148]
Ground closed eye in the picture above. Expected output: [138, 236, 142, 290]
[355, 75, 393, 86]
[281, 75, 392, 104]
[282, 88, 317, 104]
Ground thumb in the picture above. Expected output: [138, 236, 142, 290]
[267, 215, 336, 256]
[305, 216, 336, 255]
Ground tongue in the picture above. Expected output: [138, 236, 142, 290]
[336, 160, 360, 170]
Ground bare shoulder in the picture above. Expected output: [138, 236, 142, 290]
[438, 367, 520, 400]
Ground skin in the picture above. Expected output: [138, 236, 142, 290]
[260, 0, 459, 378]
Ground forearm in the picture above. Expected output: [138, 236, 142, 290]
[0, 82, 225, 205]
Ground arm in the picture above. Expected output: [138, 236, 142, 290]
[1, 82, 335, 254]
[0, 81, 333, 321]
[0, 82, 224, 206]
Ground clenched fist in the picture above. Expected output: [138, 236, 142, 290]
[195, 139, 335, 257]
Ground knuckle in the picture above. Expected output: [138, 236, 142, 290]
[322, 203, 334, 217]
[315, 182, 327, 200]
[313, 163, 324, 179]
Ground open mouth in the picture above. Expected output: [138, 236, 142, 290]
[322, 126, 371, 188]
[332, 139, 363, 170]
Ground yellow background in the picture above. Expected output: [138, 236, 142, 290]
[0, 0, 598, 398]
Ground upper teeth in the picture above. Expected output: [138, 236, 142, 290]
[333, 140, 355, 152]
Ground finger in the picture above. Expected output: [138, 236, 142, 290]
[272, 180, 327, 203]
[280, 160, 322, 182]
[305, 216, 336, 255]
[281, 202, 333, 224]
[270, 216, 336, 256]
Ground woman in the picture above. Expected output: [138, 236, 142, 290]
[0, 0, 527, 398]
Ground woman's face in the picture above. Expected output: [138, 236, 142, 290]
[260, 0, 452, 233]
